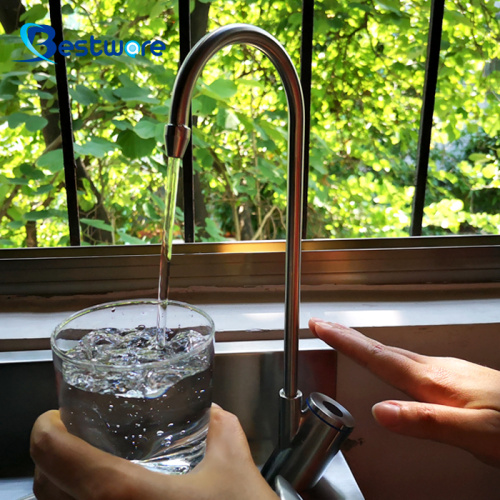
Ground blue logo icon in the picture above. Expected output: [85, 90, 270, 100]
[15, 24, 166, 64]
[124, 40, 140, 58]
[15, 23, 57, 64]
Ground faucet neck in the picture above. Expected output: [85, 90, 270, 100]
[166, 23, 305, 447]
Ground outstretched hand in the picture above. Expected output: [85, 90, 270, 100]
[31, 406, 278, 500]
[309, 319, 500, 468]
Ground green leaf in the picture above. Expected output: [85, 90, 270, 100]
[0, 77, 19, 99]
[19, 162, 46, 180]
[154, 123, 165, 143]
[24, 209, 66, 221]
[446, 10, 473, 27]
[74, 137, 116, 158]
[117, 229, 145, 244]
[234, 111, 255, 132]
[99, 88, 120, 104]
[112, 119, 133, 131]
[192, 94, 217, 115]
[25, 115, 48, 132]
[114, 85, 159, 103]
[143, 201, 161, 221]
[117, 129, 157, 159]
[237, 78, 266, 90]
[34, 184, 55, 195]
[150, 0, 167, 18]
[201, 78, 238, 100]
[192, 128, 209, 148]
[32, 72, 56, 84]
[7, 207, 24, 222]
[72, 118, 84, 131]
[70, 84, 99, 106]
[374, 0, 401, 14]
[37, 149, 64, 173]
[259, 120, 286, 143]
[259, 158, 279, 181]
[80, 218, 114, 232]
[150, 104, 170, 115]
[310, 160, 328, 175]
[27, 89, 54, 100]
[469, 153, 489, 163]
[194, 148, 213, 169]
[8, 111, 48, 132]
[348, 2, 372, 13]
[135, 119, 159, 139]
[0, 183, 9, 202]
[0, 239, 17, 247]
[6, 111, 47, 131]
[3, 175, 29, 186]
[151, 192, 165, 212]
[7, 112, 29, 129]
[204, 217, 223, 241]
[19, 4, 48, 23]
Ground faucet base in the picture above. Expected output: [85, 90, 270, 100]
[262, 393, 355, 493]
[279, 388, 303, 449]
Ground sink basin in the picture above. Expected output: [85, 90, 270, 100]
[0, 339, 363, 499]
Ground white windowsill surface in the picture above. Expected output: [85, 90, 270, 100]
[1, 296, 500, 345]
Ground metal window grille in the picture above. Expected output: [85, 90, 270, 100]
[48, 0, 446, 246]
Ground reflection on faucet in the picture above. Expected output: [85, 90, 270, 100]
[165, 24, 354, 492]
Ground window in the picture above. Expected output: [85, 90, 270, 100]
[0, 0, 499, 303]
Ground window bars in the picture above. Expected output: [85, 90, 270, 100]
[48, 0, 445, 245]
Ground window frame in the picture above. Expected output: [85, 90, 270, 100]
[1, 235, 499, 297]
[2, 2, 499, 303]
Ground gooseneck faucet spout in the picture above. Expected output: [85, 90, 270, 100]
[166, 24, 354, 493]
[166, 23, 305, 450]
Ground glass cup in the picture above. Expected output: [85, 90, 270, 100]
[51, 299, 215, 474]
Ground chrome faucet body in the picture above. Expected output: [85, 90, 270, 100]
[165, 24, 354, 492]
[166, 23, 304, 450]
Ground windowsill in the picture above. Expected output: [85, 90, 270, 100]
[2, 289, 500, 351]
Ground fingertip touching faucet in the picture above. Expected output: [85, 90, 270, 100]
[165, 23, 354, 494]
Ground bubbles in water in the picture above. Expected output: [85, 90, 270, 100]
[62, 326, 212, 399]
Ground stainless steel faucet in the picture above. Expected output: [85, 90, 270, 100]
[165, 23, 354, 493]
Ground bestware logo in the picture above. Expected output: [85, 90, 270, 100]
[15, 23, 166, 64]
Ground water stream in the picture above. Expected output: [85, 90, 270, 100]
[156, 156, 181, 347]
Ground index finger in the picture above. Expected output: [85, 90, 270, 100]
[308, 319, 424, 395]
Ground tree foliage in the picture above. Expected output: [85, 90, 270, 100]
[0, 0, 498, 248]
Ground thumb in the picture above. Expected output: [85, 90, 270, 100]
[195, 407, 279, 500]
[372, 401, 500, 467]
[201, 405, 255, 466]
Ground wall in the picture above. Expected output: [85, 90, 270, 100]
[339, 323, 500, 499]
